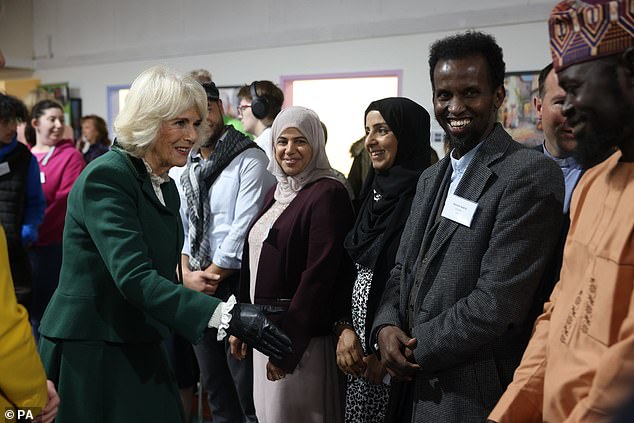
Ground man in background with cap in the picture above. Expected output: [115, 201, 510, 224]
[489, 0, 634, 421]
[171, 81, 274, 423]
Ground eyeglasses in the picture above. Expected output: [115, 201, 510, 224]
[237, 104, 252, 115]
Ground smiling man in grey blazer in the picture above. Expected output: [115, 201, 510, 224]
[371, 31, 564, 423]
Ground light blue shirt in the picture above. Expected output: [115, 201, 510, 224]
[171, 142, 275, 270]
[448, 141, 486, 197]
[542, 145, 582, 214]
[253, 126, 273, 163]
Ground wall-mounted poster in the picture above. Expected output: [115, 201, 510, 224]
[499, 71, 543, 148]
[218, 85, 241, 119]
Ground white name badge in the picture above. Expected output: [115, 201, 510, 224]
[0, 162, 9, 176]
[441, 193, 478, 227]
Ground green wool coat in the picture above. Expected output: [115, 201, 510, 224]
[39, 147, 220, 422]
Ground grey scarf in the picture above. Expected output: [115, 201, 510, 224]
[181, 126, 258, 270]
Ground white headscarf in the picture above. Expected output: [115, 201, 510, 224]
[269, 106, 347, 204]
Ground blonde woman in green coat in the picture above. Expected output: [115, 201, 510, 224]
[37, 66, 291, 423]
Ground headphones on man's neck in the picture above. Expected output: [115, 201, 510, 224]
[249, 81, 270, 120]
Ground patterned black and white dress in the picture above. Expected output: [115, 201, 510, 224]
[344, 264, 390, 423]
[343, 97, 431, 422]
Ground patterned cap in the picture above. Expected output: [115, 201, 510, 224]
[549, 0, 634, 71]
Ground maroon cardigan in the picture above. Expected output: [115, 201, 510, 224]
[239, 178, 355, 373]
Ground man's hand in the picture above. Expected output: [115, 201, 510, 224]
[226, 302, 293, 361]
[34, 380, 60, 423]
[336, 326, 365, 377]
[266, 360, 287, 381]
[377, 325, 420, 381]
[182, 267, 220, 295]
[229, 335, 248, 360]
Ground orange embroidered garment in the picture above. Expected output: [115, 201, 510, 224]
[490, 151, 634, 422]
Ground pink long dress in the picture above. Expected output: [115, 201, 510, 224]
[248, 201, 343, 423]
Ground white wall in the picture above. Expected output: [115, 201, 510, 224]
[32, 0, 554, 70]
[0, 0, 34, 68]
[34, 21, 552, 131]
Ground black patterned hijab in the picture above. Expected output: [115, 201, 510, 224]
[344, 97, 431, 268]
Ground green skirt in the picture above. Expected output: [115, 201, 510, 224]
[39, 336, 185, 422]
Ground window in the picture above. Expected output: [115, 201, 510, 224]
[106, 85, 130, 137]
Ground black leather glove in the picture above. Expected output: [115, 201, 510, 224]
[255, 304, 286, 316]
[226, 302, 293, 361]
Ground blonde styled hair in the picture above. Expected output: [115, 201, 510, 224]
[114, 66, 208, 157]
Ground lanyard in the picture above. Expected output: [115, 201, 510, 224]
[40, 146, 56, 167]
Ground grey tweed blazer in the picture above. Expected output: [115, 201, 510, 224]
[371, 124, 564, 423]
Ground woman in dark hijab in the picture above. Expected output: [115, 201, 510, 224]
[335, 97, 431, 423]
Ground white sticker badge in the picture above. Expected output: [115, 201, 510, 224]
[0, 162, 9, 176]
[441, 193, 478, 227]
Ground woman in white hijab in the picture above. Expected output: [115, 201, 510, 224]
[232, 106, 355, 422]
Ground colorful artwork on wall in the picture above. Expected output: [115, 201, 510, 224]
[499, 71, 543, 148]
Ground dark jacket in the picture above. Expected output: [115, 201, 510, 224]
[83, 143, 110, 164]
[240, 178, 354, 373]
[0, 141, 35, 306]
[372, 125, 564, 422]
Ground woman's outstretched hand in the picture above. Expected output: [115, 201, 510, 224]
[226, 303, 293, 360]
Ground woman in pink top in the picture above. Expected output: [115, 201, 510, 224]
[25, 99, 85, 339]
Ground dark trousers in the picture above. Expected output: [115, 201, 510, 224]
[28, 243, 63, 341]
[164, 333, 198, 389]
[194, 331, 257, 423]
